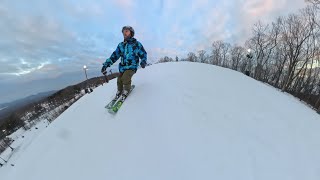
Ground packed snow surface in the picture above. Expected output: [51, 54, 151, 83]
[1, 62, 320, 180]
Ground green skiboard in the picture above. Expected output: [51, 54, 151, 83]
[108, 85, 135, 114]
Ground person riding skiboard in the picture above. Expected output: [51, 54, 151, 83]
[101, 26, 147, 100]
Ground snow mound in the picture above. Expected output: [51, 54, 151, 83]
[1, 62, 320, 180]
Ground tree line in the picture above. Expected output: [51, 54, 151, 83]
[158, 4, 320, 113]
[0, 73, 119, 157]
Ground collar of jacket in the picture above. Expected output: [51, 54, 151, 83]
[124, 37, 137, 44]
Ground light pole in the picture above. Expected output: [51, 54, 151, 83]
[83, 65, 89, 93]
[83, 65, 88, 80]
[246, 49, 253, 76]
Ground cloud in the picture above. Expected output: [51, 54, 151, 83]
[149, 47, 180, 60]
[114, 0, 134, 9]
[0, 0, 116, 80]
[230, 0, 306, 43]
[0, 0, 309, 102]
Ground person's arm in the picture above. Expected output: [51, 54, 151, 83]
[137, 42, 147, 66]
[103, 43, 122, 67]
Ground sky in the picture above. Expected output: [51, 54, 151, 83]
[0, 0, 307, 103]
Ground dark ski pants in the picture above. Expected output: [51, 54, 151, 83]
[117, 70, 135, 92]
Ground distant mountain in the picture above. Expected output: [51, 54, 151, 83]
[0, 66, 118, 103]
[0, 90, 57, 122]
[0, 72, 119, 127]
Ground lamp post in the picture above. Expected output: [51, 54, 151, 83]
[83, 65, 89, 93]
[246, 49, 253, 76]
[83, 65, 88, 80]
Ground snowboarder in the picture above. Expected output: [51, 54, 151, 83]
[101, 26, 147, 100]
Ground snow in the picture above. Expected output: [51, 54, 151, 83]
[0, 106, 8, 111]
[1, 62, 320, 180]
[0, 120, 49, 165]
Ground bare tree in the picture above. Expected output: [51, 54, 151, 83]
[198, 50, 207, 63]
[230, 45, 245, 71]
[270, 44, 287, 87]
[280, 7, 317, 91]
[211, 41, 231, 66]
[248, 20, 280, 81]
[221, 42, 231, 67]
[150, 5, 320, 112]
[306, 0, 320, 6]
[186, 52, 197, 62]
[211, 41, 223, 65]
[158, 56, 173, 63]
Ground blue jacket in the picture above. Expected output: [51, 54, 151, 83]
[103, 38, 147, 73]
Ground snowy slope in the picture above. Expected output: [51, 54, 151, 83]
[1, 62, 320, 180]
[0, 107, 7, 111]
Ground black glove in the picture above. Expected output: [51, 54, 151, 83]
[140, 61, 146, 68]
[101, 66, 107, 74]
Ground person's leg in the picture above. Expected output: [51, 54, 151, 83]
[117, 73, 123, 92]
[121, 70, 135, 92]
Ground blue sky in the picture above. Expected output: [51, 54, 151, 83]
[0, 0, 306, 103]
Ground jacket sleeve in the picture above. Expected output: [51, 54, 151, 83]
[137, 42, 147, 64]
[103, 43, 122, 66]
